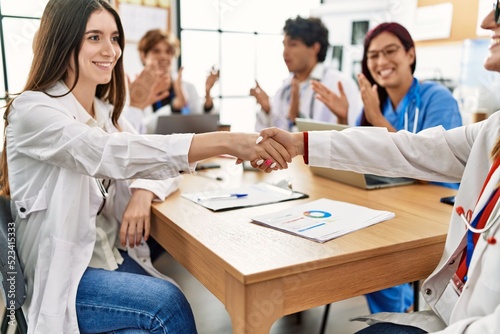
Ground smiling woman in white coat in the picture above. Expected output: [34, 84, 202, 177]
[254, 3, 500, 333]
[0, 1, 291, 333]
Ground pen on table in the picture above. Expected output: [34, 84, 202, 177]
[196, 173, 223, 181]
[197, 193, 248, 201]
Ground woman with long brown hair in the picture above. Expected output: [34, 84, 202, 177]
[0, 0, 289, 333]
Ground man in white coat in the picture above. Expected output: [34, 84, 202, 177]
[250, 16, 362, 131]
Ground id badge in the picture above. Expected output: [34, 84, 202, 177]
[434, 280, 460, 324]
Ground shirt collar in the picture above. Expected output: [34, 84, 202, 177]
[51, 81, 106, 129]
[309, 62, 324, 81]
[286, 62, 325, 85]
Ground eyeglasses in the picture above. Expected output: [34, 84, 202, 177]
[495, 0, 500, 24]
[96, 178, 111, 215]
[366, 44, 402, 62]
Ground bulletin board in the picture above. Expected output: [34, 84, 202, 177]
[416, 0, 480, 46]
[115, 0, 171, 42]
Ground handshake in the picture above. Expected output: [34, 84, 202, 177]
[234, 127, 305, 173]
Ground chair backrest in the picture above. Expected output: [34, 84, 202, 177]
[0, 196, 26, 309]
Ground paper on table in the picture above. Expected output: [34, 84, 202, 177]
[182, 182, 308, 212]
[251, 198, 395, 243]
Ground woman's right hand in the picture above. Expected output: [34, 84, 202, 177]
[251, 128, 303, 171]
[205, 66, 219, 93]
[189, 132, 291, 172]
[233, 132, 292, 172]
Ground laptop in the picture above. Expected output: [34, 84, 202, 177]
[295, 117, 350, 132]
[295, 118, 415, 190]
[155, 114, 220, 134]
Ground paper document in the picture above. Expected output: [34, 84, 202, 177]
[182, 182, 308, 211]
[251, 198, 395, 243]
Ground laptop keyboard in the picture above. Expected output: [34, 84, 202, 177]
[365, 174, 414, 186]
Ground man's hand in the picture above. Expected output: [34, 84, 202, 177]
[250, 80, 271, 113]
[311, 80, 349, 125]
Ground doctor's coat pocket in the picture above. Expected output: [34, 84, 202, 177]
[14, 187, 47, 219]
[467, 230, 500, 315]
[38, 236, 75, 318]
[482, 226, 500, 292]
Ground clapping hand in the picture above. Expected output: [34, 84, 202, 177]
[206, 66, 219, 93]
[250, 81, 271, 113]
[129, 63, 171, 110]
[311, 80, 349, 125]
[357, 73, 397, 131]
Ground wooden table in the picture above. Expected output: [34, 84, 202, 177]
[151, 157, 454, 334]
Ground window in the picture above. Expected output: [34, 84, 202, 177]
[0, 1, 46, 146]
[0, 0, 45, 103]
[0, 0, 321, 135]
[178, 0, 320, 132]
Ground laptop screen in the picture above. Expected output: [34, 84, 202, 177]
[295, 118, 350, 132]
[155, 114, 220, 134]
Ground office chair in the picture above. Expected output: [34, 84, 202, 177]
[318, 281, 420, 334]
[0, 196, 27, 334]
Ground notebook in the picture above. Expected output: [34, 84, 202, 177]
[155, 114, 220, 134]
[295, 118, 415, 190]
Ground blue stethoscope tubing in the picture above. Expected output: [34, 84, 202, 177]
[398, 79, 421, 133]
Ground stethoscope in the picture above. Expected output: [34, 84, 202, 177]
[457, 204, 499, 234]
[456, 200, 499, 244]
[397, 78, 421, 133]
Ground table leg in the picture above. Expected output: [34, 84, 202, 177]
[225, 273, 284, 334]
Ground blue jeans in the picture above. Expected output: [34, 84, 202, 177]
[355, 322, 427, 334]
[76, 252, 197, 334]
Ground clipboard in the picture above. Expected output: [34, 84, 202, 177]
[181, 182, 308, 212]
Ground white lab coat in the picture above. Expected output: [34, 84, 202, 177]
[6, 81, 196, 334]
[308, 112, 500, 333]
[123, 78, 204, 134]
[255, 63, 362, 131]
